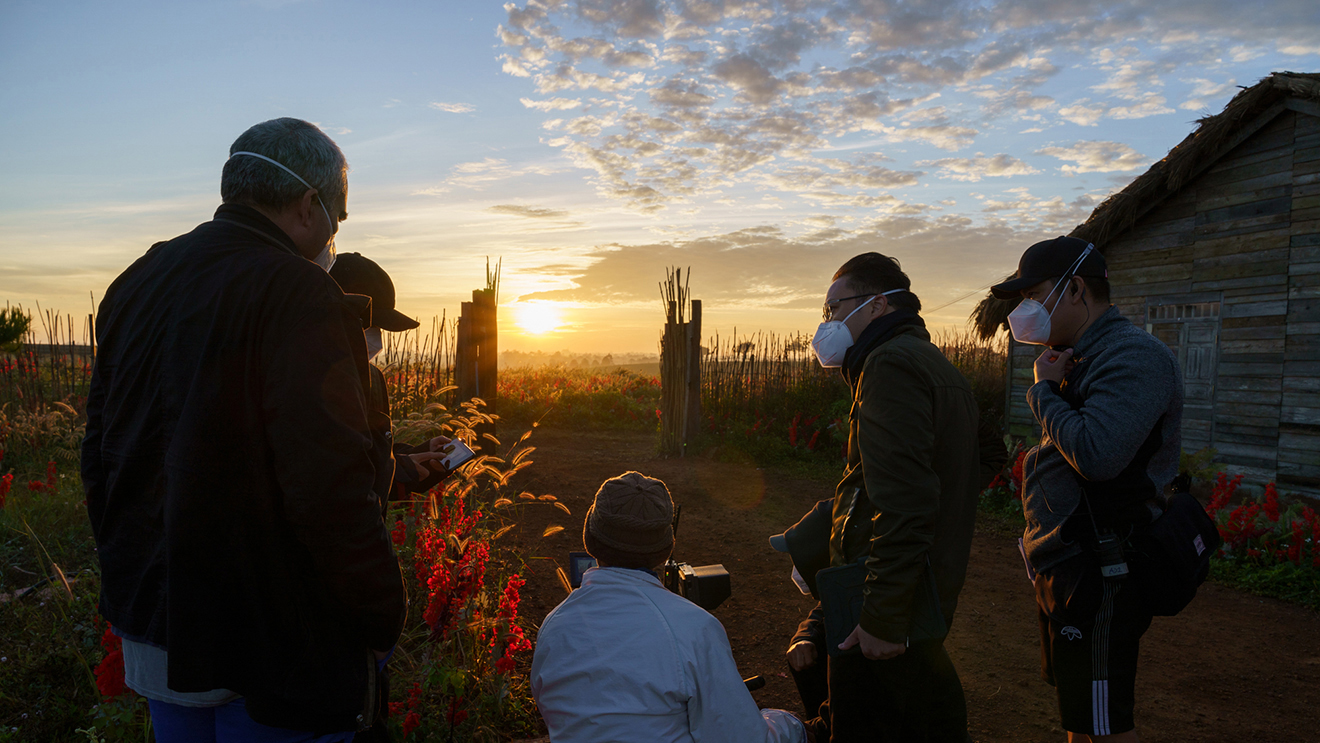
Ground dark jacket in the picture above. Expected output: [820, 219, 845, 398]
[1021, 305, 1183, 572]
[82, 204, 407, 732]
[829, 315, 981, 644]
[364, 363, 445, 516]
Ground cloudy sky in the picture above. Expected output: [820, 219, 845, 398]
[3, 0, 1318, 353]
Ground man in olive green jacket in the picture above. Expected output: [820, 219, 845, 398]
[809, 252, 981, 742]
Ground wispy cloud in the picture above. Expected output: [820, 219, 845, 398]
[414, 157, 567, 194]
[429, 102, 475, 113]
[1036, 141, 1151, 174]
[520, 97, 583, 111]
[1180, 77, 1238, 111]
[488, 204, 571, 219]
[919, 154, 1040, 182]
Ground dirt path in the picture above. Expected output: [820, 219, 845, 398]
[503, 429, 1320, 742]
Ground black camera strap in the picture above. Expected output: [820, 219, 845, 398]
[1057, 355, 1130, 582]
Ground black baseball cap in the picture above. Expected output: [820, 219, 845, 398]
[329, 252, 420, 331]
[990, 236, 1108, 299]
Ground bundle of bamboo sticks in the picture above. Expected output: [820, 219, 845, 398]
[658, 267, 692, 454]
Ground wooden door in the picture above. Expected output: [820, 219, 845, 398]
[1146, 299, 1221, 450]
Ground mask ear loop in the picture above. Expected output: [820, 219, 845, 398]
[1057, 244, 1095, 348]
[838, 294, 875, 324]
[229, 151, 336, 234]
[1040, 244, 1093, 316]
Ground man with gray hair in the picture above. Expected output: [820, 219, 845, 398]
[83, 118, 405, 741]
[531, 472, 811, 743]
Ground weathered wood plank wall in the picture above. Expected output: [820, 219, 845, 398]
[1005, 108, 1320, 494]
[1282, 111, 1320, 489]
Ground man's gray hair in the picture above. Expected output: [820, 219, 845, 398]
[221, 118, 348, 219]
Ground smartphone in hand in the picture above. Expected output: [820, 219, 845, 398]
[439, 440, 477, 472]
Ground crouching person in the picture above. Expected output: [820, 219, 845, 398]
[531, 472, 810, 743]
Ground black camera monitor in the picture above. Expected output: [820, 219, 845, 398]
[568, 551, 597, 589]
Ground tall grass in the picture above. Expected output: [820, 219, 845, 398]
[1, 306, 94, 479]
[497, 366, 661, 430]
[375, 312, 458, 418]
[691, 326, 1006, 464]
[1, 306, 95, 414]
[700, 330, 847, 424]
[933, 329, 1007, 426]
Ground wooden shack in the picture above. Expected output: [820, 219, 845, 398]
[972, 72, 1320, 495]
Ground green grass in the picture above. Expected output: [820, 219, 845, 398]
[974, 491, 1028, 538]
[1209, 558, 1320, 612]
[0, 476, 112, 742]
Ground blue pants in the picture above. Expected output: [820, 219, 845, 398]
[148, 698, 355, 743]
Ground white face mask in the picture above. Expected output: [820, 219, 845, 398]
[790, 565, 811, 596]
[1007, 245, 1093, 346]
[313, 236, 337, 273]
[228, 151, 337, 272]
[364, 327, 384, 361]
[811, 288, 905, 368]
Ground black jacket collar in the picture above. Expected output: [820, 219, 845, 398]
[842, 309, 924, 387]
[212, 203, 301, 258]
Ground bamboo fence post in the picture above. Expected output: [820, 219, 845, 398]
[684, 299, 702, 445]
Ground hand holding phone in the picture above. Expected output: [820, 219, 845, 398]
[438, 440, 477, 472]
[410, 438, 477, 478]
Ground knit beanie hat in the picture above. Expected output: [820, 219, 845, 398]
[583, 472, 675, 555]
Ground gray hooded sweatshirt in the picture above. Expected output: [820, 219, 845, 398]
[1021, 305, 1184, 573]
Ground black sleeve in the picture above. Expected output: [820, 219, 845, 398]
[391, 443, 419, 491]
[262, 290, 406, 652]
[390, 442, 449, 494]
[792, 603, 826, 647]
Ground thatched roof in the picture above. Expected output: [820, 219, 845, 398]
[971, 71, 1320, 340]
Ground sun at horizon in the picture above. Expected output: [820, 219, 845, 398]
[514, 301, 565, 335]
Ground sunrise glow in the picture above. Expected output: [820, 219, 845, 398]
[514, 301, 565, 335]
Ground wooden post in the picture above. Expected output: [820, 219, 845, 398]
[474, 288, 498, 429]
[456, 304, 474, 403]
[658, 268, 699, 456]
[684, 300, 702, 447]
[454, 282, 499, 446]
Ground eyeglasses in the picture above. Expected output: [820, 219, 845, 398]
[822, 293, 876, 322]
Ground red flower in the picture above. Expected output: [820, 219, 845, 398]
[1009, 451, 1026, 495]
[46, 461, 57, 489]
[402, 712, 421, 737]
[807, 430, 821, 451]
[0, 473, 12, 509]
[27, 480, 45, 492]
[391, 518, 406, 547]
[1263, 483, 1280, 522]
[395, 682, 423, 738]
[1289, 520, 1304, 565]
[1207, 472, 1242, 515]
[94, 623, 128, 698]
[489, 574, 533, 674]
[419, 526, 489, 639]
[446, 695, 469, 727]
